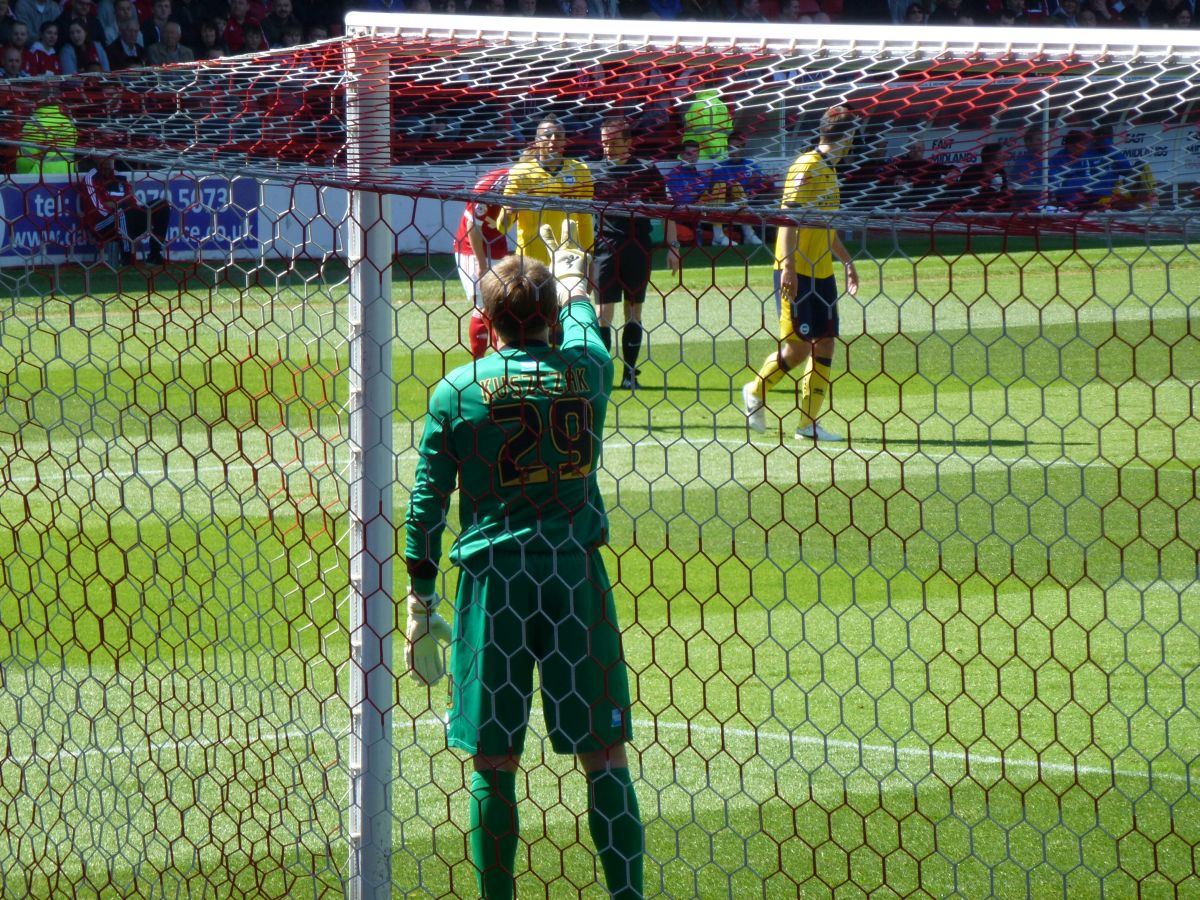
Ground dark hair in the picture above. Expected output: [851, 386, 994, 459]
[980, 142, 1004, 164]
[728, 130, 746, 143]
[600, 115, 631, 138]
[679, 140, 700, 152]
[1064, 129, 1087, 146]
[819, 105, 858, 142]
[480, 256, 559, 343]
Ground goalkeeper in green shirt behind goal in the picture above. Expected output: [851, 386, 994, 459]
[404, 223, 644, 900]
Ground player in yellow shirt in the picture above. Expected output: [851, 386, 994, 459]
[742, 105, 860, 442]
[503, 114, 595, 267]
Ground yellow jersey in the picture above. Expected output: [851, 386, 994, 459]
[503, 156, 595, 264]
[775, 150, 839, 279]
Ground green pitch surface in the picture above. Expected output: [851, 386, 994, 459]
[1, 241, 1198, 898]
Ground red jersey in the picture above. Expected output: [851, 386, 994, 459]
[452, 167, 510, 259]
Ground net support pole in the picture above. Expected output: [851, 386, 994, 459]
[345, 42, 394, 900]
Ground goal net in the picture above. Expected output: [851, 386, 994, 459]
[0, 15, 1197, 899]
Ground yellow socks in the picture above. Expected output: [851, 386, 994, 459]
[799, 355, 834, 427]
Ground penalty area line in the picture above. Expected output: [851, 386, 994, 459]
[17, 714, 1189, 788]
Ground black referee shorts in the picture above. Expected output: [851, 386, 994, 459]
[594, 234, 652, 306]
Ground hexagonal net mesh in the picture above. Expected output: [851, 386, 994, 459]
[1, 14, 1198, 899]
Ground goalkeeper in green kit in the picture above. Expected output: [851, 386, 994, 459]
[404, 222, 644, 900]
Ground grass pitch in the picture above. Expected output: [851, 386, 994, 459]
[0, 237, 1197, 898]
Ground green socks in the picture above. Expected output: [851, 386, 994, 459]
[587, 767, 645, 899]
[469, 767, 643, 899]
[469, 770, 519, 900]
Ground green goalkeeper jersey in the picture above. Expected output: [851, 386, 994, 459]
[405, 299, 613, 594]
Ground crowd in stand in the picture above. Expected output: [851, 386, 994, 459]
[0, 0, 342, 77]
[0, 0, 1194, 80]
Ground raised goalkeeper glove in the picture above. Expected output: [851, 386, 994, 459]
[539, 220, 590, 302]
[405, 589, 452, 686]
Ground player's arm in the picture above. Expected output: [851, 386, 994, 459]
[404, 382, 459, 595]
[467, 218, 488, 277]
[664, 218, 681, 273]
[402, 382, 459, 685]
[831, 229, 858, 297]
[573, 160, 596, 255]
[776, 170, 802, 302]
[541, 222, 612, 364]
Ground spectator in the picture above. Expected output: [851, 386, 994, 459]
[1047, 130, 1093, 208]
[260, 0, 298, 45]
[1, 43, 27, 76]
[80, 155, 169, 265]
[169, 0, 202, 44]
[239, 18, 263, 50]
[777, 0, 825, 20]
[303, 22, 325, 39]
[195, 16, 224, 55]
[1118, 0, 1160, 24]
[27, 19, 61, 74]
[15, 0, 62, 32]
[1076, 4, 1097, 17]
[106, 13, 144, 68]
[99, 0, 136, 44]
[730, 0, 769, 18]
[222, 0, 257, 52]
[998, 0, 1028, 20]
[139, 0, 171, 48]
[279, 18, 300, 41]
[927, 0, 972, 22]
[0, 0, 15, 46]
[949, 142, 1011, 210]
[568, 0, 589, 14]
[483, 0, 507, 11]
[7, 20, 32, 71]
[1088, 124, 1142, 207]
[1051, 0, 1082, 20]
[1159, 0, 1191, 23]
[59, 15, 110, 72]
[714, 130, 767, 244]
[145, 18, 190, 62]
[881, 138, 953, 204]
[665, 140, 714, 245]
[1008, 124, 1046, 207]
[1170, 3, 1190, 21]
[1083, 0, 1116, 20]
[55, 0, 102, 43]
[903, 1, 926, 18]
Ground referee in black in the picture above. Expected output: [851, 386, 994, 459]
[592, 115, 681, 390]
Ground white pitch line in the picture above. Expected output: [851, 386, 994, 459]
[12, 715, 1191, 788]
[0, 429, 1179, 493]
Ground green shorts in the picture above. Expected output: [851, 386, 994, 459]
[447, 549, 633, 757]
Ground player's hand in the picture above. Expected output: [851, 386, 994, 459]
[778, 265, 798, 304]
[844, 261, 859, 297]
[405, 589, 452, 686]
[540, 221, 590, 303]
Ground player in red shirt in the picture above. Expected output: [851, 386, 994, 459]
[453, 166, 511, 359]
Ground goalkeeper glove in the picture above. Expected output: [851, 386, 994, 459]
[539, 220, 590, 302]
[405, 589, 452, 686]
